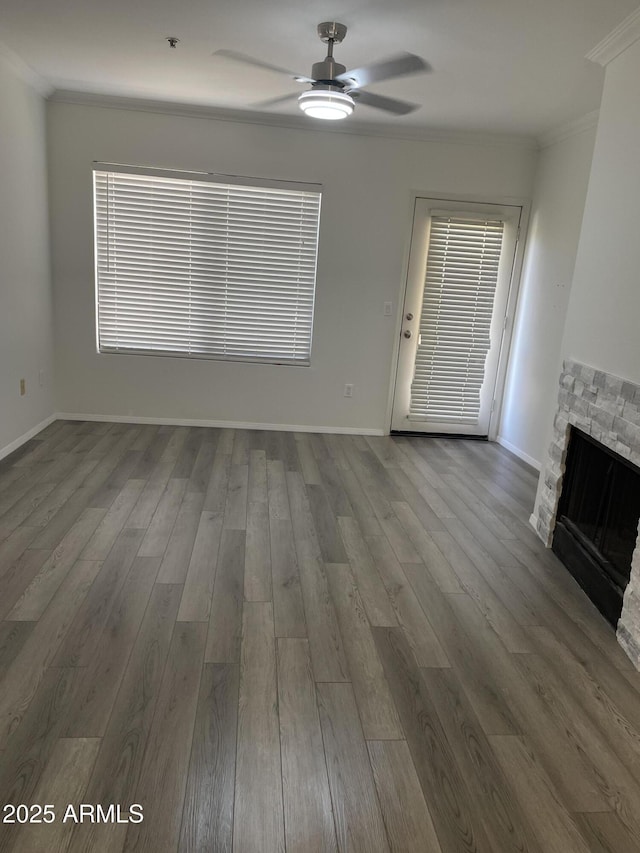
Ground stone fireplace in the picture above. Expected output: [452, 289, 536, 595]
[533, 359, 640, 668]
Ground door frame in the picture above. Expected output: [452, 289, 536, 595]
[385, 190, 531, 441]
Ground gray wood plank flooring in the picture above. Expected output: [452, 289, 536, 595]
[0, 421, 639, 851]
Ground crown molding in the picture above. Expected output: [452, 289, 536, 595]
[48, 89, 537, 150]
[586, 6, 640, 67]
[538, 110, 600, 148]
[0, 39, 52, 97]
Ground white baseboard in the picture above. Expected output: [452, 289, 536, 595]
[0, 413, 57, 462]
[496, 435, 541, 471]
[56, 412, 385, 436]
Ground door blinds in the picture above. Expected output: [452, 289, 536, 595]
[409, 214, 505, 424]
[94, 168, 321, 364]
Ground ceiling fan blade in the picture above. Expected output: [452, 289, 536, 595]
[252, 92, 300, 109]
[213, 49, 314, 83]
[336, 52, 430, 88]
[351, 90, 419, 115]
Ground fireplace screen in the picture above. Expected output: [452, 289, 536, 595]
[553, 427, 640, 625]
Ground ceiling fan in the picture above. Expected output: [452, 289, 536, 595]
[215, 22, 431, 121]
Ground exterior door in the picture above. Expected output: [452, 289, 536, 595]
[391, 198, 521, 435]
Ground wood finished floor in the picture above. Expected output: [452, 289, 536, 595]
[0, 420, 639, 851]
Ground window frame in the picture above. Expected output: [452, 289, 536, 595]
[92, 162, 322, 367]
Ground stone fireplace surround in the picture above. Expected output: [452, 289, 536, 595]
[533, 359, 640, 669]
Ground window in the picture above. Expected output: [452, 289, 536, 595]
[409, 213, 505, 424]
[93, 165, 322, 365]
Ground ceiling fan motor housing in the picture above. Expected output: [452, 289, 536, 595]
[311, 58, 347, 85]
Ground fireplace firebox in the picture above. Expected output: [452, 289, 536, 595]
[552, 427, 640, 628]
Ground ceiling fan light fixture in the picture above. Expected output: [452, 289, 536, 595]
[298, 89, 355, 120]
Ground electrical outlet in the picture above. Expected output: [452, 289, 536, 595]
[19, 378, 26, 396]
[384, 301, 393, 316]
[344, 384, 354, 398]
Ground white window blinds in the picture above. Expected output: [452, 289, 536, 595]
[409, 214, 505, 424]
[94, 167, 322, 365]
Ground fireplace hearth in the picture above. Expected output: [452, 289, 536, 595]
[552, 427, 640, 627]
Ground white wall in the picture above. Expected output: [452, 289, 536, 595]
[0, 54, 54, 458]
[499, 122, 596, 468]
[561, 37, 640, 384]
[531, 30, 640, 527]
[48, 100, 537, 432]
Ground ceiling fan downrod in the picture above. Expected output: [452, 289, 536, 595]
[311, 22, 348, 87]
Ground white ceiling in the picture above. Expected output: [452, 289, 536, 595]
[1, 0, 638, 137]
